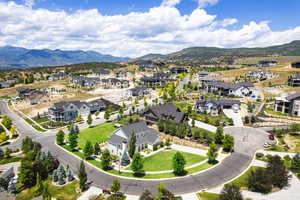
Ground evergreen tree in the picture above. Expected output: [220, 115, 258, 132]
[67, 167, 75, 182]
[52, 170, 58, 182]
[101, 149, 112, 170]
[87, 114, 93, 127]
[191, 119, 195, 127]
[7, 179, 17, 194]
[17, 160, 35, 190]
[267, 155, 291, 189]
[291, 153, 300, 172]
[74, 125, 80, 135]
[34, 174, 44, 196]
[131, 153, 144, 174]
[104, 107, 111, 121]
[83, 141, 94, 159]
[69, 133, 78, 151]
[78, 160, 87, 192]
[247, 168, 272, 194]
[215, 126, 224, 145]
[58, 164, 66, 178]
[57, 172, 65, 185]
[128, 131, 136, 158]
[220, 184, 243, 200]
[207, 143, 218, 164]
[139, 190, 155, 200]
[56, 130, 65, 145]
[94, 142, 101, 155]
[172, 152, 186, 175]
[22, 136, 34, 154]
[111, 179, 121, 194]
[0, 148, 4, 160]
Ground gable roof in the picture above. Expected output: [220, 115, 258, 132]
[147, 103, 185, 123]
[286, 93, 300, 101]
[196, 99, 241, 107]
[120, 121, 149, 138]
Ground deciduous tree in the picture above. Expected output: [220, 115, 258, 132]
[172, 152, 186, 175]
[78, 160, 87, 192]
[220, 184, 243, 200]
[131, 153, 144, 174]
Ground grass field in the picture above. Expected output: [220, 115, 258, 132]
[230, 166, 263, 189]
[62, 145, 213, 179]
[197, 192, 220, 200]
[78, 122, 116, 149]
[127, 150, 207, 171]
[16, 178, 80, 200]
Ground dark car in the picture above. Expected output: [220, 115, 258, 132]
[102, 189, 111, 195]
[269, 135, 275, 140]
[115, 191, 124, 197]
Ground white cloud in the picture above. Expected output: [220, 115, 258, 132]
[23, 0, 34, 8]
[198, 0, 219, 8]
[161, 0, 181, 7]
[0, 1, 300, 58]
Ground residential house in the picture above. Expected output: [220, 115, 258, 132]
[247, 69, 273, 81]
[107, 121, 162, 157]
[140, 72, 172, 87]
[195, 99, 241, 116]
[16, 87, 48, 104]
[127, 87, 149, 99]
[72, 76, 100, 89]
[95, 69, 111, 78]
[198, 71, 210, 78]
[258, 60, 277, 67]
[275, 93, 300, 117]
[100, 78, 129, 89]
[0, 80, 17, 88]
[114, 70, 135, 79]
[48, 72, 66, 81]
[170, 67, 188, 74]
[139, 63, 158, 71]
[291, 62, 300, 68]
[288, 73, 300, 87]
[143, 103, 187, 123]
[202, 81, 254, 97]
[48, 101, 91, 121]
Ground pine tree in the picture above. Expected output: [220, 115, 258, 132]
[56, 130, 65, 145]
[87, 114, 93, 127]
[291, 153, 300, 172]
[78, 160, 87, 191]
[52, 170, 58, 182]
[94, 142, 101, 155]
[69, 133, 78, 151]
[67, 167, 75, 182]
[220, 184, 243, 200]
[0, 148, 4, 160]
[83, 141, 94, 159]
[57, 172, 65, 185]
[128, 131, 136, 158]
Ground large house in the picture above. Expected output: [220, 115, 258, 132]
[288, 73, 300, 87]
[195, 99, 241, 116]
[107, 121, 162, 157]
[16, 87, 48, 104]
[95, 69, 111, 78]
[0, 79, 17, 88]
[247, 69, 273, 81]
[291, 62, 300, 68]
[170, 67, 188, 74]
[48, 72, 66, 81]
[140, 72, 172, 87]
[258, 60, 277, 67]
[274, 93, 300, 117]
[143, 103, 186, 123]
[114, 70, 135, 79]
[49, 98, 118, 121]
[100, 78, 129, 89]
[139, 63, 158, 71]
[203, 81, 254, 97]
[127, 87, 149, 99]
[72, 76, 100, 89]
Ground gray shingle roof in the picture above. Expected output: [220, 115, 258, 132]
[196, 99, 241, 107]
[147, 103, 185, 123]
[286, 93, 300, 101]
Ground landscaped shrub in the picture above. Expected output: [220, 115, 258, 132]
[256, 153, 264, 159]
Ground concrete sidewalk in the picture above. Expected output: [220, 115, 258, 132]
[223, 109, 243, 127]
[188, 118, 217, 133]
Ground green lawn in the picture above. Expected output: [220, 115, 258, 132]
[24, 117, 47, 132]
[230, 166, 263, 189]
[0, 157, 22, 165]
[198, 192, 220, 200]
[127, 150, 207, 171]
[78, 122, 116, 149]
[16, 178, 80, 200]
[62, 145, 213, 179]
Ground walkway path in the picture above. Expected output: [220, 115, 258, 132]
[223, 109, 244, 127]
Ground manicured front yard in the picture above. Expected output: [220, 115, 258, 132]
[78, 122, 116, 149]
[197, 192, 220, 200]
[127, 150, 207, 171]
[16, 178, 80, 200]
[230, 166, 263, 189]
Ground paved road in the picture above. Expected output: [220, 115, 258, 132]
[0, 101, 271, 195]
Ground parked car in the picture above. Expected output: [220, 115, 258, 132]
[269, 135, 275, 140]
[263, 142, 271, 148]
[102, 189, 111, 195]
[115, 191, 124, 197]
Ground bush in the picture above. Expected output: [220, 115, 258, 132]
[256, 153, 264, 159]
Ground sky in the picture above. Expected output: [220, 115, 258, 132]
[0, 0, 300, 58]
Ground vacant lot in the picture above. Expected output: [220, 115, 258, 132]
[78, 122, 116, 149]
[128, 150, 206, 171]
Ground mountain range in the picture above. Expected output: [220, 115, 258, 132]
[0, 46, 130, 69]
[2, 41, 300, 69]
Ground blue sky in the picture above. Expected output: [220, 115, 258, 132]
[0, 0, 300, 57]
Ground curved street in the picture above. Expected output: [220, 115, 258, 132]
[0, 101, 272, 195]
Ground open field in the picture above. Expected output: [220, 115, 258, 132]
[236, 56, 300, 65]
[0, 79, 68, 97]
[127, 150, 207, 171]
[78, 122, 116, 149]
